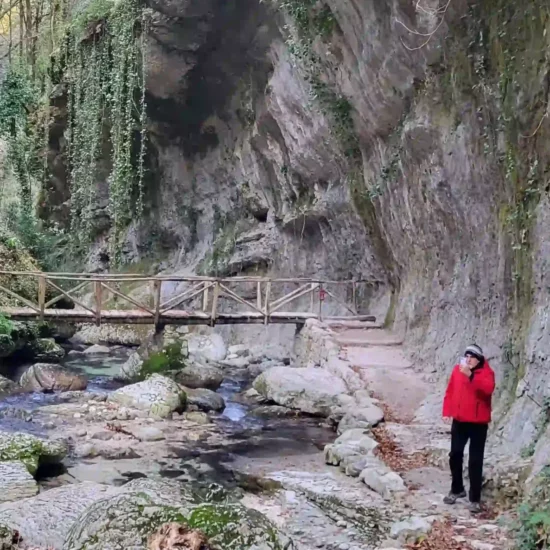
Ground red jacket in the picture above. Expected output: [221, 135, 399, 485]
[442, 362, 495, 423]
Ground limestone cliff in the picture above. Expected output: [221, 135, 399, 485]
[40, 0, 550, 463]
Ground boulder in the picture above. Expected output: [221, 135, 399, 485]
[324, 429, 379, 473]
[49, 321, 77, 342]
[360, 467, 407, 499]
[337, 403, 385, 434]
[28, 338, 65, 362]
[187, 333, 227, 362]
[132, 427, 165, 441]
[63, 478, 292, 550]
[0, 482, 119, 549]
[389, 515, 437, 543]
[108, 374, 186, 418]
[0, 461, 38, 503]
[83, 344, 111, 355]
[0, 430, 67, 475]
[253, 366, 348, 416]
[20, 363, 88, 393]
[183, 411, 212, 424]
[228, 344, 249, 357]
[175, 362, 224, 390]
[73, 324, 153, 346]
[0, 375, 17, 397]
[183, 387, 225, 412]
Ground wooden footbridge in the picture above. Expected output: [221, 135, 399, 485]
[0, 271, 376, 327]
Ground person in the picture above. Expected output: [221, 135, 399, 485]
[442, 344, 495, 513]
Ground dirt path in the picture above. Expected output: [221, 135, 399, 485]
[336, 327, 515, 550]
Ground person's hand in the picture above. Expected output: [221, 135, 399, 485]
[443, 416, 452, 425]
[459, 364, 472, 377]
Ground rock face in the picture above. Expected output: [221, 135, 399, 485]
[64, 478, 292, 550]
[0, 461, 38, 503]
[37, 0, 550, 460]
[175, 362, 224, 391]
[253, 366, 348, 416]
[0, 431, 67, 475]
[19, 363, 88, 393]
[107, 374, 186, 418]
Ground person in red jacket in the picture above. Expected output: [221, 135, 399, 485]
[442, 344, 495, 513]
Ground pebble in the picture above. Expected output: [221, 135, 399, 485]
[73, 413, 82, 419]
[338, 544, 350, 550]
[76, 429, 87, 437]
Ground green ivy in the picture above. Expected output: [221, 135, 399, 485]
[65, 0, 148, 262]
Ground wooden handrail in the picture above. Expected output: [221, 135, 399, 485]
[0, 271, 377, 327]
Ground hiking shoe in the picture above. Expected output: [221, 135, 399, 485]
[443, 491, 467, 504]
[469, 502, 482, 514]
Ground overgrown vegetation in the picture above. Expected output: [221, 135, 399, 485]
[0, 315, 14, 336]
[514, 466, 550, 549]
[66, 0, 148, 261]
[140, 343, 187, 380]
[0, 0, 149, 268]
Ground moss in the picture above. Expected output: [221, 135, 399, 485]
[0, 432, 66, 476]
[140, 342, 188, 381]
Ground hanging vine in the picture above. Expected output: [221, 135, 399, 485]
[65, 0, 148, 262]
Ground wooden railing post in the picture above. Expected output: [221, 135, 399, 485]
[38, 276, 46, 322]
[94, 281, 103, 326]
[264, 281, 271, 324]
[153, 279, 162, 327]
[352, 281, 357, 313]
[318, 282, 323, 322]
[210, 281, 219, 327]
[202, 283, 209, 312]
[310, 282, 315, 313]
[257, 281, 262, 311]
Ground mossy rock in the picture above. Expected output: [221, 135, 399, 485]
[63, 478, 294, 550]
[0, 431, 68, 476]
[0, 241, 40, 308]
[28, 338, 65, 362]
[0, 335, 16, 358]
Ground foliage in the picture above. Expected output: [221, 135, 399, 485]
[0, 315, 14, 336]
[140, 343, 187, 380]
[514, 466, 550, 549]
[66, 0, 148, 262]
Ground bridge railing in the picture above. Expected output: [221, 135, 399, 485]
[0, 271, 378, 326]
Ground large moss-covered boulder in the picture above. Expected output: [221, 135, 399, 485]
[63, 478, 294, 550]
[0, 430, 68, 475]
[0, 482, 119, 548]
[108, 374, 186, 418]
[27, 338, 65, 362]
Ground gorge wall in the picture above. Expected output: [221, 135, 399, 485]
[39, 0, 550, 462]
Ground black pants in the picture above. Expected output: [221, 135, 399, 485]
[449, 420, 488, 503]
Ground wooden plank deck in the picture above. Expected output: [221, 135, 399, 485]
[1, 307, 376, 326]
